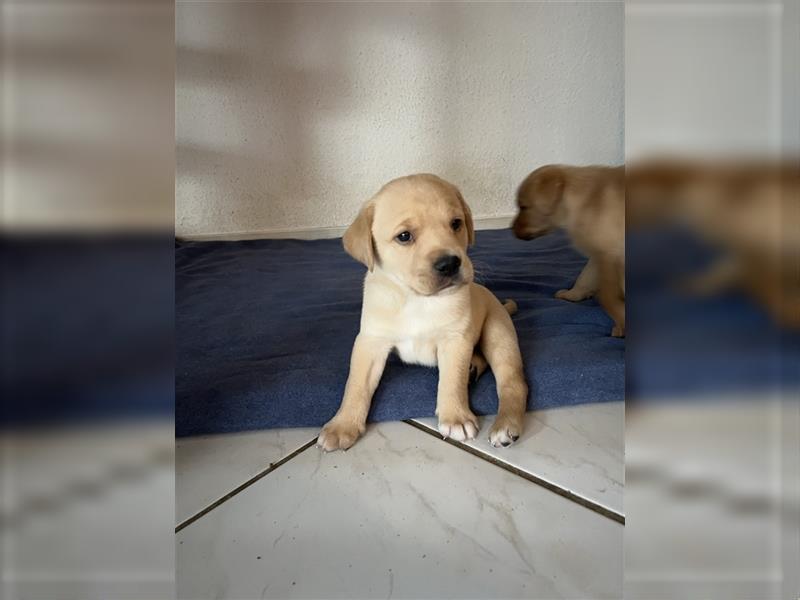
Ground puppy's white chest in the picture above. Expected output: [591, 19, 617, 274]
[392, 296, 459, 367]
[395, 337, 438, 367]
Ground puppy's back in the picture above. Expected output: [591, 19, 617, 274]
[544, 165, 624, 255]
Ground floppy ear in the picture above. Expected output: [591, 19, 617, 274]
[455, 189, 476, 245]
[343, 201, 376, 270]
[531, 167, 565, 216]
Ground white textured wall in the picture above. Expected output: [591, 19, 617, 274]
[176, 2, 623, 239]
[626, 3, 783, 158]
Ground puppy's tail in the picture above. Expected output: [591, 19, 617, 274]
[503, 299, 518, 316]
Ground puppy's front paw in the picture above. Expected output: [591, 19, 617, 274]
[611, 324, 625, 338]
[489, 414, 523, 448]
[317, 418, 363, 452]
[437, 411, 479, 441]
[555, 288, 591, 302]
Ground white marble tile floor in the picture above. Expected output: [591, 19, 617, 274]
[176, 403, 624, 599]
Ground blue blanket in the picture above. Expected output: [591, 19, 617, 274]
[626, 229, 800, 400]
[2, 236, 173, 429]
[176, 229, 624, 436]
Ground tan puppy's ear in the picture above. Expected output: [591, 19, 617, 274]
[531, 167, 565, 216]
[455, 189, 476, 245]
[343, 202, 376, 270]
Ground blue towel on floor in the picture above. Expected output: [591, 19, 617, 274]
[176, 229, 624, 436]
[2, 236, 173, 429]
[626, 228, 800, 400]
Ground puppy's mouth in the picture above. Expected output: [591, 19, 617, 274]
[438, 278, 461, 291]
[515, 227, 553, 241]
[431, 274, 467, 295]
[409, 275, 465, 297]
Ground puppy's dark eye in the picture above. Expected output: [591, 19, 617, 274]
[451, 218, 462, 231]
[395, 231, 412, 244]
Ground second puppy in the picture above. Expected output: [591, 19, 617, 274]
[512, 164, 625, 337]
[318, 174, 528, 451]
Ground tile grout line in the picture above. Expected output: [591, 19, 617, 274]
[403, 419, 625, 525]
[175, 437, 318, 533]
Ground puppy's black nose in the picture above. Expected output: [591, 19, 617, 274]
[433, 254, 461, 277]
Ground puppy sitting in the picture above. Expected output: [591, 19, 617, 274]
[512, 164, 625, 337]
[318, 174, 528, 451]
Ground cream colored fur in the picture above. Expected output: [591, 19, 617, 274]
[318, 174, 528, 451]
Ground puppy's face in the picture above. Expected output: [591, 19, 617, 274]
[512, 165, 565, 240]
[344, 174, 475, 296]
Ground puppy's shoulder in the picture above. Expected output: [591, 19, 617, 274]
[468, 282, 506, 311]
[362, 271, 404, 313]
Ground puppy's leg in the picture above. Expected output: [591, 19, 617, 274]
[480, 302, 528, 447]
[436, 339, 479, 441]
[677, 255, 740, 296]
[555, 257, 598, 302]
[469, 350, 488, 383]
[597, 254, 625, 337]
[743, 262, 800, 329]
[468, 299, 518, 383]
[318, 335, 390, 451]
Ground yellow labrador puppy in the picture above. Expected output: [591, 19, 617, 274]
[317, 174, 528, 451]
[512, 164, 625, 337]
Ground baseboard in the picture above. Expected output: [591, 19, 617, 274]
[177, 214, 515, 242]
[178, 224, 348, 242]
[472, 215, 515, 231]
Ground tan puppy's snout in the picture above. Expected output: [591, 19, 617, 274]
[432, 254, 461, 278]
[511, 215, 529, 240]
[512, 212, 552, 240]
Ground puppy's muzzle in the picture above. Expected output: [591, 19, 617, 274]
[512, 219, 532, 240]
[433, 254, 461, 278]
[513, 222, 552, 241]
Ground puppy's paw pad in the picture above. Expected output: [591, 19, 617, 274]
[489, 418, 523, 448]
[438, 415, 479, 441]
[317, 420, 362, 452]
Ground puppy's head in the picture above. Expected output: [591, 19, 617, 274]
[343, 174, 475, 296]
[512, 165, 565, 240]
